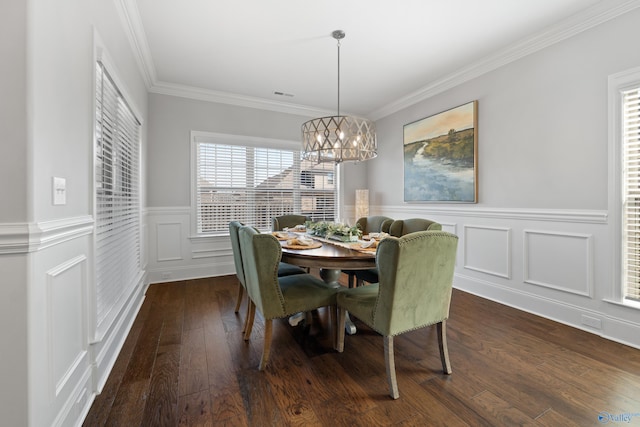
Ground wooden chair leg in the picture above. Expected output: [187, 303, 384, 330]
[437, 320, 452, 374]
[244, 301, 256, 341]
[336, 307, 346, 352]
[329, 305, 337, 350]
[242, 298, 251, 336]
[234, 284, 244, 313]
[384, 335, 400, 399]
[259, 319, 273, 370]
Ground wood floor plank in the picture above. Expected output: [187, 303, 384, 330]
[177, 389, 213, 427]
[179, 327, 209, 397]
[209, 389, 248, 425]
[104, 379, 149, 427]
[85, 279, 640, 427]
[469, 390, 537, 426]
[534, 408, 583, 427]
[142, 343, 181, 426]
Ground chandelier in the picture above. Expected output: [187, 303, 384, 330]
[301, 30, 377, 163]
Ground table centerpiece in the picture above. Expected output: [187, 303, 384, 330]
[305, 221, 362, 242]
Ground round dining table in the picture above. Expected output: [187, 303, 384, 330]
[279, 236, 376, 335]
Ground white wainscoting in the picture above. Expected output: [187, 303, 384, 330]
[146, 207, 235, 283]
[145, 205, 640, 350]
[0, 215, 147, 427]
[377, 205, 640, 350]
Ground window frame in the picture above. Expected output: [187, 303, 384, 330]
[608, 65, 640, 308]
[190, 131, 340, 237]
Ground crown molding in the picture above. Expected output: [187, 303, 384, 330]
[149, 81, 332, 118]
[368, 0, 640, 120]
[115, 0, 157, 88]
[118, 0, 640, 120]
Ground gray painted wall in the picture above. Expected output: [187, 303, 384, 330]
[147, 93, 368, 209]
[371, 8, 640, 210]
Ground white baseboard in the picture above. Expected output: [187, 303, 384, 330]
[454, 273, 640, 350]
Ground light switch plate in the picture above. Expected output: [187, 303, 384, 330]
[52, 177, 66, 205]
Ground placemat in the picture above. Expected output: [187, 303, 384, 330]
[282, 242, 322, 250]
[351, 243, 377, 253]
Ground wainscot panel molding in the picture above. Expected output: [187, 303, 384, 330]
[46, 255, 88, 399]
[147, 207, 236, 284]
[28, 227, 95, 427]
[464, 225, 512, 279]
[523, 230, 593, 297]
[373, 205, 639, 350]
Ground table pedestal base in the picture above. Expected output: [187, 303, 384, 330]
[320, 268, 356, 335]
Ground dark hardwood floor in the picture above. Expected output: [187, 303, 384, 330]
[84, 273, 640, 426]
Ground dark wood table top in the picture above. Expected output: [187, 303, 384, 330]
[280, 240, 376, 270]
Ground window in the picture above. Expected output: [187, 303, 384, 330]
[192, 132, 337, 234]
[94, 60, 142, 337]
[622, 85, 640, 301]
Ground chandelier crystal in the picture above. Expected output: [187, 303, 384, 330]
[301, 30, 377, 163]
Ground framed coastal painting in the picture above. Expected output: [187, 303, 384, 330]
[403, 100, 478, 203]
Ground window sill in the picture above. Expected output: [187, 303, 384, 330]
[603, 298, 640, 310]
[189, 233, 228, 242]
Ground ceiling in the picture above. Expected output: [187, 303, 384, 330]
[121, 0, 630, 119]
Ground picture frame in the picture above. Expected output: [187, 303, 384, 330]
[403, 100, 478, 203]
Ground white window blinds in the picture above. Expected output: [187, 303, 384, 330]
[622, 86, 640, 301]
[195, 141, 336, 233]
[94, 61, 142, 336]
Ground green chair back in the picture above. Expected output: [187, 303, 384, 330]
[229, 221, 246, 288]
[372, 231, 457, 336]
[272, 214, 310, 231]
[238, 225, 287, 319]
[355, 216, 393, 234]
[388, 218, 441, 237]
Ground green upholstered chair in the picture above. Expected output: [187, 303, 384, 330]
[238, 225, 338, 370]
[343, 216, 393, 288]
[272, 214, 310, 231]
[355, 216, 393, 236]
[388, 218, 441, 237]
[229, 221, 306, 338]
[336, 230, 458, 399]
[229, 221, 250, 331]
[348, 218, 442, 288]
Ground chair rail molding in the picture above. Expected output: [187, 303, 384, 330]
[0, 216, 94, 255]
[379, 205, 607, 224]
